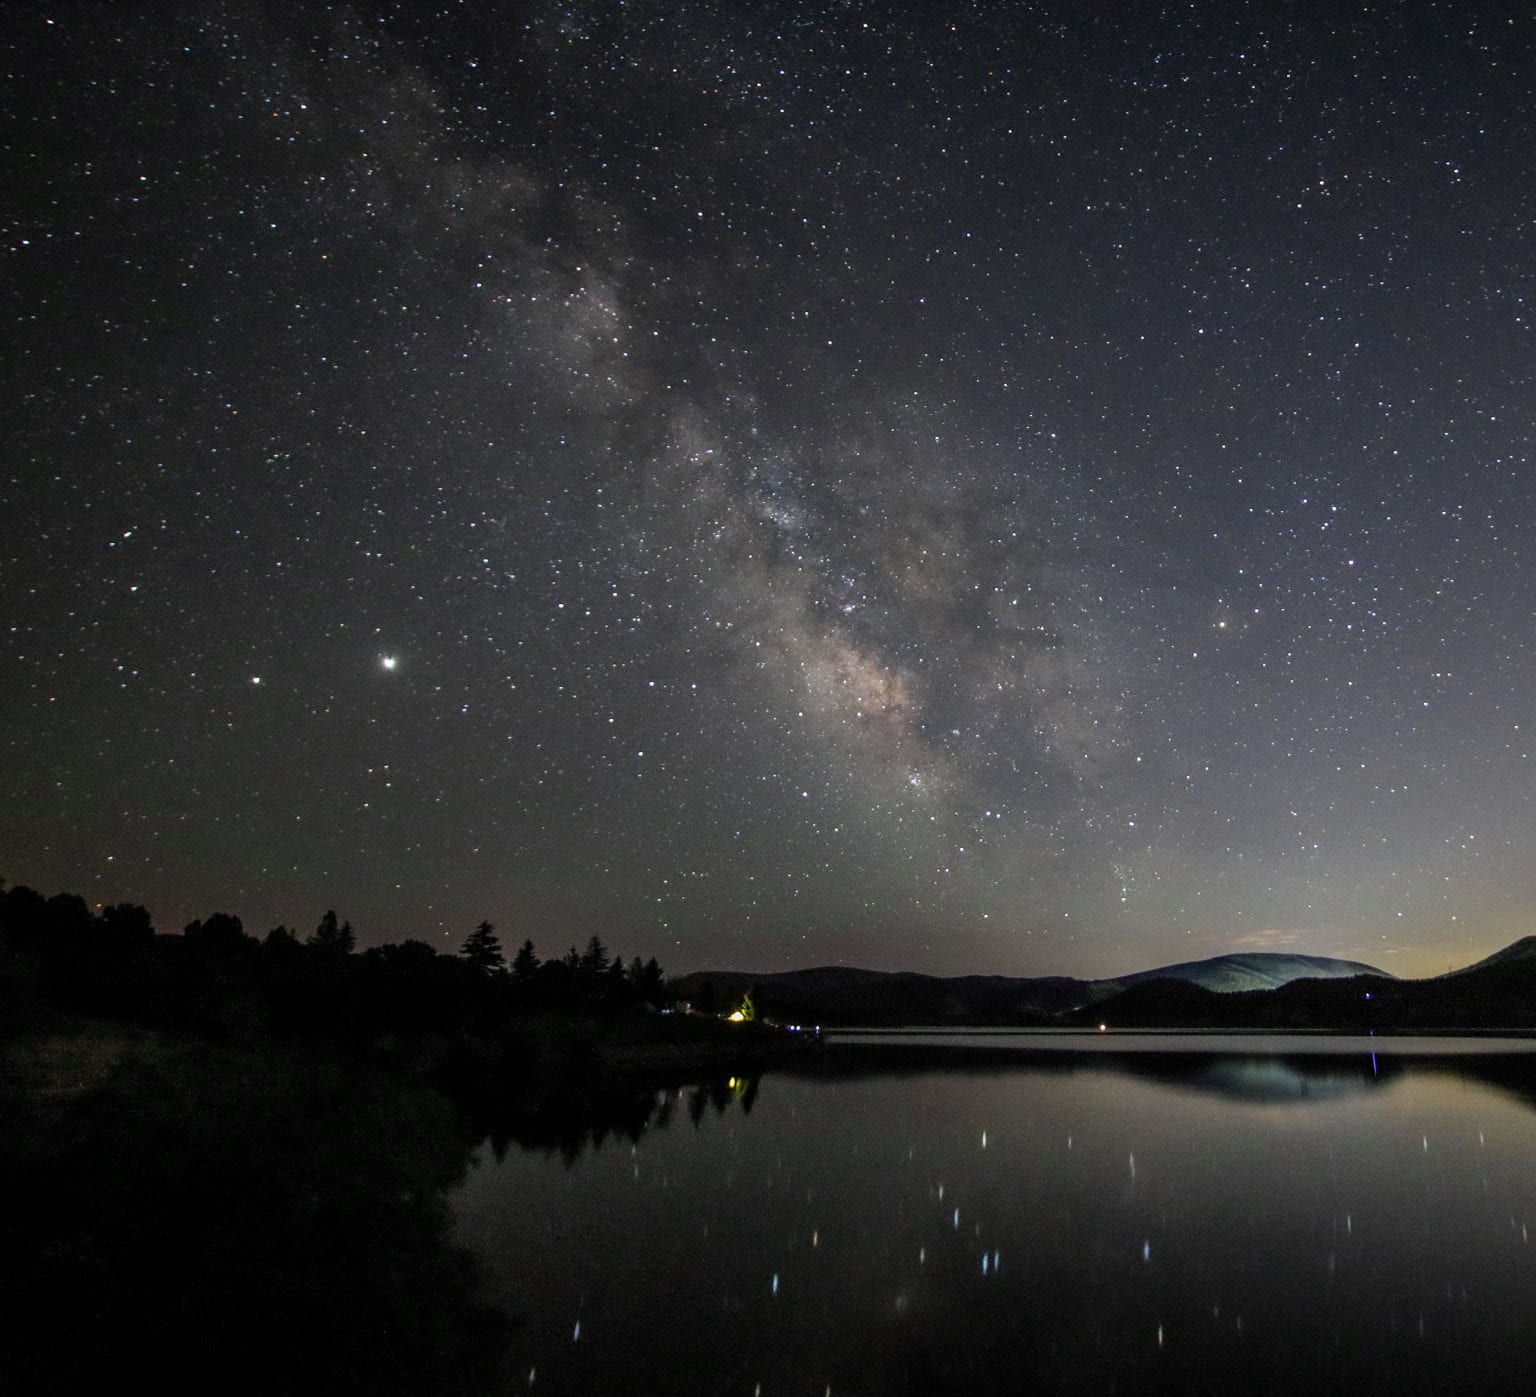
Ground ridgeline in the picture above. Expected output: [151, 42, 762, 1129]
[674, 944, 1536, 1033]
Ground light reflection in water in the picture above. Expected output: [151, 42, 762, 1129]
[455, 1042, 1536, 1395]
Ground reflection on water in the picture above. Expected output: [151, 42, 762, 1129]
[0, 1042, 767, 1395]
[1147, 1056, 1370, 1103]
[456, 1043, 1536, 1395]
[12, 1038, 1536, 1394]
[481, 1071, 762, 1165]
[827, 1029, 1536, 1054]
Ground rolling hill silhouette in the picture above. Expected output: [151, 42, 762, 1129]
[672, 950, 1392, 1027]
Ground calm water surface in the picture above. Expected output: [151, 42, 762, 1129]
[454, 1037, 1536, 1394]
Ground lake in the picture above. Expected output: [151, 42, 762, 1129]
[454, 1034, 1536, 1394]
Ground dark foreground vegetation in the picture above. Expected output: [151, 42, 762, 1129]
[1, 1034, 507, 1394]
[0, 881, 803, 1100]
[0, 880, 801, 1393]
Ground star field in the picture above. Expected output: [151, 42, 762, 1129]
[3, 1, 1533, 976]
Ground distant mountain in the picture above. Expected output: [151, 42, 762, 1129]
[677, 936, 1536, 1030]
[668, 966, 1091, 1027]
[1066, 942, 1536, 1031]
[670, 950, 1390, 1028]
[1441, 936, 1536, 977]
[1112, 952, 1389, 995]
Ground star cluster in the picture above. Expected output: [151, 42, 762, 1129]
[3, 2, 1532, 975]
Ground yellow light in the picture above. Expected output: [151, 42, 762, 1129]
[727, 1010, 746, 1022]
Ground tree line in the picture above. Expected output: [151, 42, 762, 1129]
[0, 878, 670, 1049]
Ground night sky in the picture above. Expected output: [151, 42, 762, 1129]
[5, 2, 1533, 978]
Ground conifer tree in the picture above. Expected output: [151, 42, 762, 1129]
[309, 909, 355, 954]
[511, 939, 539, 982]
[461, 920, 504, 972]
[578, 934, 609, 979]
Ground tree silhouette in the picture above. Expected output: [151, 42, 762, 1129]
[578, 935, 608, 980]
[461, 921, 504, 972]
[184, 913, 247, 950]
[308, 910, 355, 954]
[510, 939, 539, 983]
[1, 877, 690, 1085]
[45, 893, 93, 939]
[100, 903, 154, 944]
[0, 883, 49, 942]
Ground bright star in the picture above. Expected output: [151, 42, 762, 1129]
[381, 655, 398, 671]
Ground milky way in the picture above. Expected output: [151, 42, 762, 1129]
[4, 2, 1533, 975]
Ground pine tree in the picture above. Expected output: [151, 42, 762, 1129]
[309, 909, 355, 954]
[511, 939, 539, 982]
[461, 920, 504, 972]
[578, 934, 609, 979]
